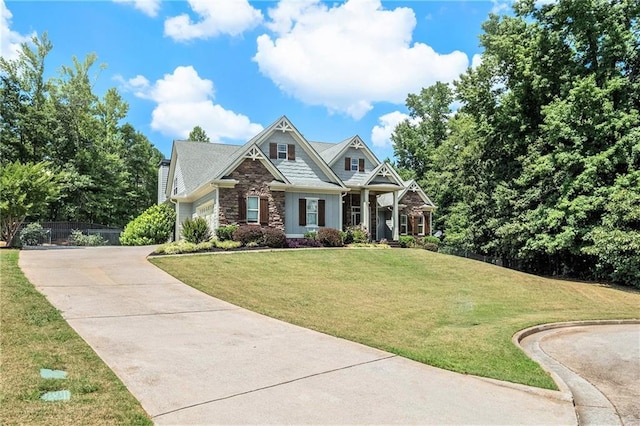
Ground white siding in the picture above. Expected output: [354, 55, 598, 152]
[157, 163, 169, 204]
[173, 161, 186, 196]
[176, 201, 193, 239]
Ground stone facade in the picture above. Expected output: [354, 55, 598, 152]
[400, 190, 429, 235]
[218, 159, 285, 230]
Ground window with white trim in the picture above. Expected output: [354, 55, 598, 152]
[306, 198, 318, 226]
[247, 196, 259, 223]
[351, 206, 361, 226]
[400, 215, 407, 235]
[277, 144, 287, 159]
[418, 215, 424, 235]
[173, 177, 178, 195]
[351, 157, 359, 171]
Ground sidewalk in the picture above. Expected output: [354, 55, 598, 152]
[20, 246, 576, 424]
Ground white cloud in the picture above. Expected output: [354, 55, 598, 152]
[165, 0, 263, 41]
[121, 66, 263, 142]
[254, 0, 468, 120]
[490, 0, 511, 14]
[0, 0, 35, 60]
[371, 111, 420, 148]
[471, 53, 483, 69]
[113, 0, 161, 17]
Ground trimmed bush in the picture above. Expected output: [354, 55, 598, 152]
[232, 225, 263, 245]
[68, 230, 107, 246]
[286, 238, 322, 248]
[181, 217, 212, 244]
[349, 226, 369, 243]
[399, 235, 415, 248]
[120, 203, 176, 246]
[19, 223, 47, 246]
[316, 228, 343, 247]
[304, 231, 317, 240]
[215, 240, 242, 250]
[424, 242, 439, 252]
[216, 224, 238, 241]
[422, 235, 440, 246]
[262, 227, 287, 248]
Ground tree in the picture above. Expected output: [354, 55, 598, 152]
[188, 125, 210, 142]
[0, 162, 59, 246]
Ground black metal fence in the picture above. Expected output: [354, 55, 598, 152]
[19, 222, 123, 246]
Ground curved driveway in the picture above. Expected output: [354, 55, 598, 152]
[19, 246, 578, 424]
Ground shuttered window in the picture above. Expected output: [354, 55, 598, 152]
[259, 197, 269, 225]
[269, 143, 295, 160]
[418, 215, 424, 235]
[299, 198, 325, 227]
[400, 214, 407, 235]
[247, 196, 259, 223]
[358, 158, 365, 172]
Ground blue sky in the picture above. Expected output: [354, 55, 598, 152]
[2, 0, 507, 160]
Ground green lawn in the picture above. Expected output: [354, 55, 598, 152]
[0, 250, 151, 425]
[151, 248, 640, 390]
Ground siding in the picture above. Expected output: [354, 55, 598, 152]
[157, 163, 169, 204]
[284, 192, 341, 236]
[333, 147, 377, 186]
[176, 201, 193, 238]
[173, 161, 186, 196]
[259, 132, 332, 183]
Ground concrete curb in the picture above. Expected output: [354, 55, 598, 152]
[513, 320, 640, 425]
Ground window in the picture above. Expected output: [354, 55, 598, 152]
[418, 215, 424, 235]
[277, 144, 287, 159]
[247, 196, 259, 223]
[173, 177, 178, 195]
[351, 206, 361, 226]
[306, 199, 318, 226]
[351, 158, 359, 171]
[400, 215, 407, 235]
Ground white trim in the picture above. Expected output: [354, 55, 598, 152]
[327, 136, 380, 168]
[269, 182, 345, 194]
[247, 196, 259, 224]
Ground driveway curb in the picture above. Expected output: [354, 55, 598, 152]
[514, 320, 640, 425]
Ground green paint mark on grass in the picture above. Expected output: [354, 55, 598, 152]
[40, 368, 67, 379]
[40, 390, 71, 401]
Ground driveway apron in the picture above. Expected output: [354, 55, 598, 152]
[19, 246, 576, 424]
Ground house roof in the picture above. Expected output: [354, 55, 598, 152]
[173, 141, 242, 195]
[377, 179, 437, 209]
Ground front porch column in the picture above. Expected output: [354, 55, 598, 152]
[392, 191, 399, 240]
[361, 188, 370, 233]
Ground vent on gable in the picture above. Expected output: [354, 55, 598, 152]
[275, 119, 294, 133]
[245, 146, 265, 161]
[377, 164, 393, 178]
[350, 137, 365, 150]
[408, 182, 420, 192]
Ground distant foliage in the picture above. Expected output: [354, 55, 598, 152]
[68, 230, 107, 246]
[120, 203, 176, 246]
[262, 228, 287, 248]
[181, 217, 212, 244]
[232, 225, 264, 245]
[316, 228, 343, 247]
[19, 223, 47, 246]
[216, 224, 238, 241]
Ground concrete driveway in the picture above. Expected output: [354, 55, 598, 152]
[19, 246, 576, 424]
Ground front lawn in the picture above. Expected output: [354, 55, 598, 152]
[150, 249, 640, 390]
[0, 250, 151, 425]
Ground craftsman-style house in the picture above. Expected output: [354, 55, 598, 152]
[158, 116, 435, 241]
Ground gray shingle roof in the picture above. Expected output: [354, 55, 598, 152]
[174, 141, 242, 194]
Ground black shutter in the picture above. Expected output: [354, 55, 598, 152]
[260, 197, 269, 225]
[345, 157, 351, 171]
[238, 195, 246, 223]
[318, 199, 325, 227]
[299, 198, 306, 226]
[358, 158, 365, 172]
[269, 143, 277, 159]
[288, 144, 295, 160]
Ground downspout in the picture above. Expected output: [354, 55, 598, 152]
[169, 198, 178, 242]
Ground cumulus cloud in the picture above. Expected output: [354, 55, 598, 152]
[165, 0, 263, 41]
[113, 0, 161, 17]
[120, 66, 263, 142]
[253, 0, 468, 120]
[0, 0, 35, 60]
[371, 111, 420, 148]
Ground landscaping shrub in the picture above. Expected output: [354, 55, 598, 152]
[399, 235, 415, 248]
[216, 224, 238, 241]
[163, 241, 197, 255]
[422, 235, 440, 246]
[316, 228, 343, 247]
[181, 217, 211, 244]
[423, 242, 439, 252]
[68, 230, 107, 246]
[304, 230, 317, 240]
[196, 241, 214, 251]
[232, 225, 263, 245]
[120, 203, 176, 246]
[19, 223, 47, 246]
[215, 240, 242, 250]
[347, 225, 369, 243]
[262, 227, 287, 248]
[286, 238, 322, 248]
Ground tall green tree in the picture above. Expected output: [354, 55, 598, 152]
[188, 125, 210, 142]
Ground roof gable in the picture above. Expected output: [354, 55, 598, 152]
[399, 179, 436, 208]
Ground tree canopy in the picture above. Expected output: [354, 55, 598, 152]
[392, 0, 640, 287]
[0, 33, 163, 228]
[188, 125, 210, 143]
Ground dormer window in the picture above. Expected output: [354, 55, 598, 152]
[344, 157, 365, 173]
[277, 144, 287, 159]
[269, 143, 295, 160]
